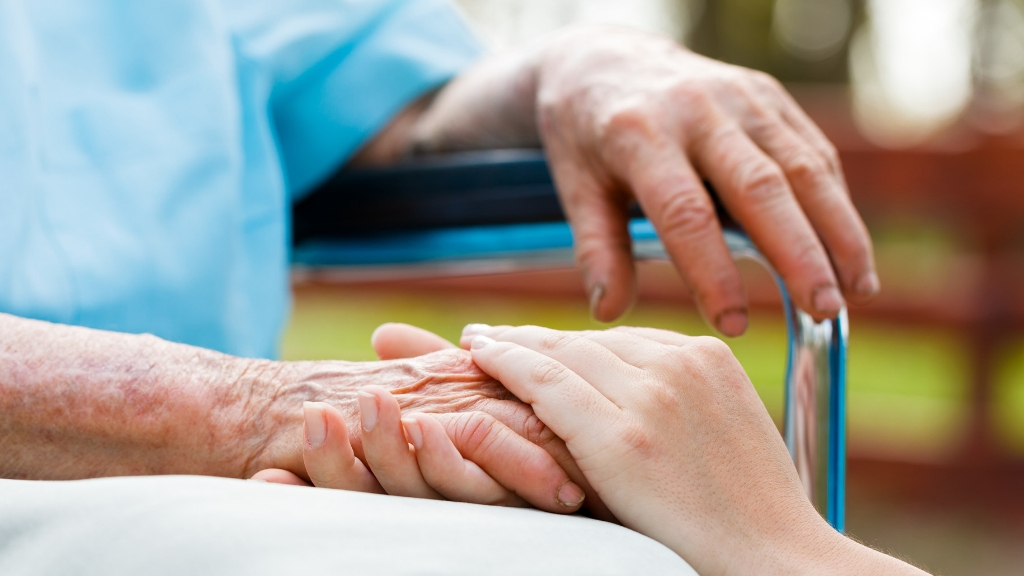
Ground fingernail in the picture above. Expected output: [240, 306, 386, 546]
[358, 390, 378, 432]
[557, 480, 586, 507]
[812, 284, 844, 316]
[471, 335, 495, 350]
[463, 323, 491, 336]
[248, 477, 267, 482]
[589, 283, 605, 316]
[855, 271, 880, 297]
[715, 308, 748, 336]
[402, 418, 423, 449]
[303, 402, 327, 449]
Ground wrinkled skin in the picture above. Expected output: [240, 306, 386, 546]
[0, 314, 609, 518]
[389, 25, 878, 334]
[255, 350, 529, 471]
[253, 323, 590, 515]
[254, 349, 611, 519]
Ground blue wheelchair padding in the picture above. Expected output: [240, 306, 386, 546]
[294, 218, 656, 266]
[293, 220, 574, 266]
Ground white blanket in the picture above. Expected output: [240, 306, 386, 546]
[0, 475, 695, 575]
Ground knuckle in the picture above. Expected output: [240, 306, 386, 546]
[620, 421, 658, 458]
[791, 238, 828, 273]
[520, 411, 558, 447]
[528, 358, 568, 388]
[598, 99, 659, 152]
[645, 380, 682, 412]
[752, 70, 783, 92]
[736, 163, 788, 206]
[453, 411, 498, 455]
[671, 82, 714, 111]
[538, 330, 573, 353]
[573, 227, 632, 265]
[746, 71, 787, 103]
[690, 335, 733, 361]
[787, 152, 828, 185]
[820, 143, 842, 172]
[599, 100, 655, 141]
[657, 191, 718, 240]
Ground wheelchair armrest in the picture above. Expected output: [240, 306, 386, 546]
[293, 149, 735, 245]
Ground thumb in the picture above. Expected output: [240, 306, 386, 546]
[371, 323, 456, 360]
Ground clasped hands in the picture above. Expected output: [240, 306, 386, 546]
[253, 322, 835, 576]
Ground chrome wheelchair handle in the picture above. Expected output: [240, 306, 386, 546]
[633, 221, 847, 532]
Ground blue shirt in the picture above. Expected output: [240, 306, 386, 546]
[0, 0, 483, 358]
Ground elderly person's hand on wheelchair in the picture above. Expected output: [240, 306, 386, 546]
[362, 25, 879, 334]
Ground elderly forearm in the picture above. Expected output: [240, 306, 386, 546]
[407, 43, 544, 154]
[403, 25, 636, 156]
[351, 31, 551, 165]
[0, 314, 522, 482]
[0, 313, 300, 480]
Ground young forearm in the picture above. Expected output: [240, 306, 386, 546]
[0, 314, 290, 480]
[823, 533, 931, 576]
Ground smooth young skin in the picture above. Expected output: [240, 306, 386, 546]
[453, 324, 927, 576]
[356, 25, 879, 334]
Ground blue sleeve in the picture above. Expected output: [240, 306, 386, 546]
[220, 0, 485, 198]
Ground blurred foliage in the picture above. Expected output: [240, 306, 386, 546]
[688, 0, 865, 82]
[994, 343, 1024, 455]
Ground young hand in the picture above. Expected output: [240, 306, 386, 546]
[460, 323, 927, 576]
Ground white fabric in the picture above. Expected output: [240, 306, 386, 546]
[0, 475, 696, 575]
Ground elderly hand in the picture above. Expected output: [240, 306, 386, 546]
[0, 313, 606, 519]
[251, 323, 601, 516]
[457, 323, 925, 576]
[536, 27, 876, 332]
[382, 25, 877, 335]
[253, 386, 587, 514]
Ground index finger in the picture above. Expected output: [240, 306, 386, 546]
[429, 411, 586, 513]
[468, 336, 620, 452]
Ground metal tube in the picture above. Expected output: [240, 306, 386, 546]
[639, 227, 847, 531]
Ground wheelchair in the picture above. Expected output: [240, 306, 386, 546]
[292, 149, 847, 531]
